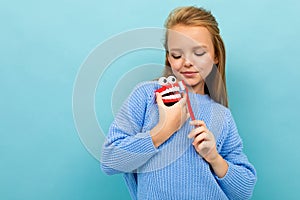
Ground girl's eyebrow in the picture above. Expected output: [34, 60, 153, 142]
[192, 45, 208, 50]
[169, 45, 208, 52]
[169, 48, 183, 52]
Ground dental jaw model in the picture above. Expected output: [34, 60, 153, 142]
[155, 76, 196, 121]
[155, 76, 182, 106]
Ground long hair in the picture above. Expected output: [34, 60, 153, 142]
[163, 6, 228, 107]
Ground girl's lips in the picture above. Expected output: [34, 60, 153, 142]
[181, 71, 198, 78]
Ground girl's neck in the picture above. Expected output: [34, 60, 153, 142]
[191, 81, 205, 95]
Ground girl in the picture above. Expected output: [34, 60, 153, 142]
[101, 6, 257, 200]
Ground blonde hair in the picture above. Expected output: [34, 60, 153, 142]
[163, 6, 228, 107]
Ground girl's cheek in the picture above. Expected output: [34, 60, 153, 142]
[169, 60, 182, 71]
[196, 64, 213, 79]
[193, 57, 214, 79]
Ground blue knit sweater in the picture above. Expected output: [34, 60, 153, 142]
[101, 81, 257, 200]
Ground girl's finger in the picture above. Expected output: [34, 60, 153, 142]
[185, 112, 190, 120]
[155, 92, 165, 106]
[190, 120, 206, 128]
[178, 93, 187, 106]
[192, 132, 208, 146]
[188, 126, 205, 138]
[197, 141, 214, 157]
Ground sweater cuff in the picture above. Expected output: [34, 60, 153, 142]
[215, 161, 246, 192]
[214, 161, 256, 200]
[134, 131, 159, 153]
[101, 131, 159, 173]
[214, 161, 233, 182]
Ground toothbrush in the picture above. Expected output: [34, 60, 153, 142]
[178, 80, 196, 121]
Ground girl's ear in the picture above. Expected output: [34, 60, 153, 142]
[214, 56, 219, 64]
[166, 52, 172, 65]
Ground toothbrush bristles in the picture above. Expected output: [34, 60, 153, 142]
[178, 81, 185, 91]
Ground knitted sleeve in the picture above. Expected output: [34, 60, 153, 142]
[216, 110, 257, 200]
[101, 83, 158, 175]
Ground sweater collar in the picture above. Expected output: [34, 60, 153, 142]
[188, 92, 212, 105]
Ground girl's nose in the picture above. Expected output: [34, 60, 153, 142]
[183, 57, 193, 67]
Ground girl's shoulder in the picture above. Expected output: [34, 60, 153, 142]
[207, 98, 234, 123]
[133, 81, 160, 92]
[129, 80, 160, 98]
[124, 81, 160, 105]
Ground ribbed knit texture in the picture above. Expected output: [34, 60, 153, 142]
[101, 81, 257, 200]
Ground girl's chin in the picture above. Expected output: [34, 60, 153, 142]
[183, 80, 204, 90]
[182, 78, 203, 85]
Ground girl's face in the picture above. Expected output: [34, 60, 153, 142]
[167, 25, 218, 94]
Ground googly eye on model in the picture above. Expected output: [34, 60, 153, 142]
[158, 76, 177, 85]
[167, 76, 176, 84]
[158, 76, 168, 85]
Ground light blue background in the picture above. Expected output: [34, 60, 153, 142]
[1, 0, 299, 199]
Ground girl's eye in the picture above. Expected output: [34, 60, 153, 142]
[195, 51, 206, 56]
[171, 54, 182, 59]
[158, 77, 168, 85]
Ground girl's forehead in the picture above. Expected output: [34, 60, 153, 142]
[167, 25, 213, 49]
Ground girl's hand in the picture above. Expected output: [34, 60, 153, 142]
[150, 92, 190, 147]
[188, 120, 219, 163]
[156, 92, 189, 132]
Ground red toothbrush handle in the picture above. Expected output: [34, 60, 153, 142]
[181, 81, 196, 121]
